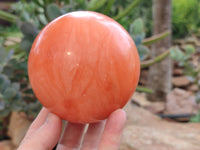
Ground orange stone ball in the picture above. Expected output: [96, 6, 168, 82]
[28, 11, 140, 123]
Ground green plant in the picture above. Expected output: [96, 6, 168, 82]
[170, 45, 197, 79]
[129, 18, 148, 61]
[170, 45, 200, 122]
[172, 0, 200, 38]
[0, 46, 41, 117]
[190, 111, 200, 123]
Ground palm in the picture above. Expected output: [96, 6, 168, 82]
[18, 108, 126, 150]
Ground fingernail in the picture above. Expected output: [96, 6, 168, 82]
[46, 113, 55, 123]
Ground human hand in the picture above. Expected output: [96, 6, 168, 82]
[17, 107, 126, 150]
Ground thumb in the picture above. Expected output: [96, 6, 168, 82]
[18, 113, 62, 150]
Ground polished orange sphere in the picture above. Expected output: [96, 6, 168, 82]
[28, 11, 140, 123]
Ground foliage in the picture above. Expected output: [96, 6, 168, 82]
[170, 45, 197, 80]
[108, 0, 152, 36]
[129, 18, 149, 60]
[190, 111, 200, 123]
[0, 46, 41, 117]
[170, 45, 199, 89]
[170, 45, 200, 122]
[172, 0, 200, 38]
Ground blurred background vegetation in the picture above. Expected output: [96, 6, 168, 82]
[0, 0, 200, 141]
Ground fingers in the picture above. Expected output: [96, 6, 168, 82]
[20, 107, 49, 145]
[18, 113, 62, 150]
[18, 108, 126, 150]
[98, 109, 126, 150]
[81, 121, 105, 150]
[57, 123, 86, 150]
[25, 107, 49, 136]
[33, 113, 62, 149]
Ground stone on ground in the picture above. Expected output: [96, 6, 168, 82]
[121, 102, 200, 150]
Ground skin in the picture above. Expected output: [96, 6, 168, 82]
[17, 107, 126, 150]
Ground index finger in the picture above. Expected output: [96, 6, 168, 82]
[98, 109, 126, 150]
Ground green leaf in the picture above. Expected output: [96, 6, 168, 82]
[113, 0, 141, 21]
[0, 10, 18, 23]
[11, 83, 20, 91]
[170, 48, 185, 61]
[33, 0, 44, 7]
[3, 87, 17, 100]
[88, 0, 98, 9]
[0, 97, 5, 110]
[0, 108, 10, 117]
[0, 47, 6, 64]
[11, 102, 22, 111]
[184, 45, 196, 54]
[130, 18, 144, 35]
[88, 0, 107, 11]
[0, 75, 10, 92]
[190, 111, 200, 123]
[5, 50, 14, 64]
[38, 14, 48, 25]
[76, 0, 87, 8]
[20, 22, 38, 37]
[134, 35, 145, 46]
[20, 36, 34, 52]
[0, 47, 14, 66]
[46, 3, 62, 21]
[137, 45, 149, 61]
[2, 65, 14, 78]
[0, 65, 2, 73]
[103, 0, 115, 15]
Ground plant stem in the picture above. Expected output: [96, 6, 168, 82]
[34, 0, 44, 7]
[113, 0, 141, 21]
[136, 86, 154, 94]
[5, 43, 20, 51]
[0, 10, 18, 23]
[103, 0, 115, 15]
[88, 0, 107, 11]
[141, 50, 170, 68]
[0, 32, 22, 38]
[142, 30, 170, 46]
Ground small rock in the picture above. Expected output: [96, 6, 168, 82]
[124, 101, 161, 126]
[121, 102, 200, 150]
[165, 88, 200, 115]
[173, 68, 183, 76]
[173, 39, 185, 45]
[6, 37, 21, 43]
[131, 92, 151, 107]
[196, 41, 200, 46]
[8, 112, 32, 147]
[4, 41, 15, 47]
[187, 84, 198, 92]
[144, 102, 165, 114]
[0, 140, 15, 150]
[121, 124, 200, 150]
[191, 55, 199, 67]
[180, 44, 188, 50]
[185, 37, 196, 45]
[172, 76, 191, 87]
